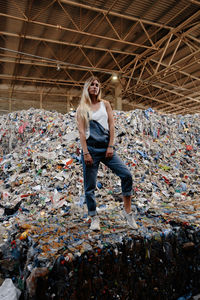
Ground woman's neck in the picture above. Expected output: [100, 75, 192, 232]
[90, 95, 98, 104]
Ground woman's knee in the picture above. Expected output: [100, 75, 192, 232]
[121, 168, 132, 181]
[126, 171, 133, 184]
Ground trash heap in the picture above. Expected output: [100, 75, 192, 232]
[0, 107, 199, 300]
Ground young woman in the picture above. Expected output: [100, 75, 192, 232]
[76, 76, 138, 231]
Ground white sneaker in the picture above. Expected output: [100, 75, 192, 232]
[121, 210, 138, 229]
[90, 216, 100, 231]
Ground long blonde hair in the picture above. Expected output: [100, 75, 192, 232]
[78, 76, 101, 128]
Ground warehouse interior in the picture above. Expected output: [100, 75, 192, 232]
[0, 1, 200, 299]
[0, 0, 200, 115]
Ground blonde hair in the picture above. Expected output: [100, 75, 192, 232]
[78, 76, 101, 128]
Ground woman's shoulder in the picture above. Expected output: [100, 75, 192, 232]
[101, 99, 110, 106]
[101, 99, 112, 110]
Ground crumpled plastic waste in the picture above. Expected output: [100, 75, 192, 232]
[26, 267, 49, 298]
[0, 278, 21, 300]
[0, 107, 199, 299]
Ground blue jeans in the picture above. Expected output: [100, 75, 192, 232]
[82, 149, 133, 216]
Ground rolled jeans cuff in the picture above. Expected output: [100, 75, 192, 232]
[122, 191, 132, 196]
[88, 210, 97, 217]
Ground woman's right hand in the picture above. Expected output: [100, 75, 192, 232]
[84, 153, 93, 166]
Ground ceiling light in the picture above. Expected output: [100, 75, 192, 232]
[112, 74, 118, 81]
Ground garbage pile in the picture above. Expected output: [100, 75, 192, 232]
[0, 107, 199, 300]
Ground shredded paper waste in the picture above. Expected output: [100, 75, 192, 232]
[0, 107, 199, 300]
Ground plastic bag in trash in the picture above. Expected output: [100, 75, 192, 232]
[0, 278, 21, 300]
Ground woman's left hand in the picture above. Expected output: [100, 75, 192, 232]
[106, 147, 114, 158]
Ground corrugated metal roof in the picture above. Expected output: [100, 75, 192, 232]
[0, 0, 199, 114]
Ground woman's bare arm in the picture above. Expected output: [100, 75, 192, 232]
[103, 100, 115, 147]
[103, 100, 115, 158]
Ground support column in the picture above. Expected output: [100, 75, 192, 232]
[40, 91, 43, 109]
[67, 95, 72, 112]
[114, 82, 122, 110]
[9, 88, 12, 112]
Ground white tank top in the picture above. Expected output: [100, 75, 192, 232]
[86, 101, 109, 139]
[92, 101, 109, 130]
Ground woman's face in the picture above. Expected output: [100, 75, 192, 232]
[88, 79, 100, 96]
